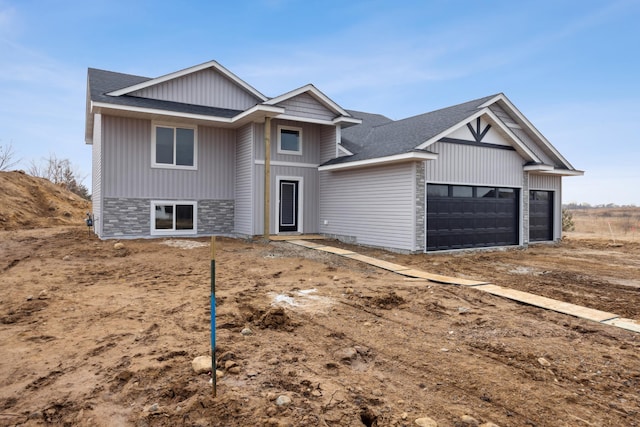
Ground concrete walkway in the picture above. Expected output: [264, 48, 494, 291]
[285, 239, 640, 334]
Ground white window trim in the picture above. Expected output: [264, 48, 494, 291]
[150, 200, 198, 236]
[151, 122, 198, 170]
[275, 175, 304, 234]
[277, 125, 303, 155]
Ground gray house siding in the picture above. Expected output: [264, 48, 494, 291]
[319, 163, 417, 251]
[102, 115, 236, 199]
[129, 68, 259, 110]
[424, 141, 527, 249]
[530, 173, 562, 241]
[253, 164, 320, 235]
[276, 93, 336, 121]
[319, 125, 337, 164]
[235, 123, 254, 236]
[92, 113, 103, 236]
[98, 115, 237, 238]
[425, 141, 524, 187]
[254, 119, 322, 165]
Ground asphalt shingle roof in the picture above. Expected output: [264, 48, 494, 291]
[88, 68, 244, 118]
[327, 94, 499, 165]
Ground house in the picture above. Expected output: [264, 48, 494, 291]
[85, 60, 582, 252]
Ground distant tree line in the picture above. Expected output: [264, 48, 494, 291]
[563, 202, 638, 209]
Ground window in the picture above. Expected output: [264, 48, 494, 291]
[152, 124, 197, 169]
[452, 186, 473, 198]
[277, 125, 302, 155]
[476, 187, 496, 198]
[151, 201, 197, 235]
[427, 184, 449, 197]
[498, 188, 516, 199]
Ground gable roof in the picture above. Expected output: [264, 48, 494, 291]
[327, 94, 497, 166]
[85, 61, 359, 143]
[322, 94, 582, 175]
[87, 68, 244, 118]
[106, 60, 268, 102]
[264, 84, 353, 119]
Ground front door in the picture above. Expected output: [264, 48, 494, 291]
[279, 180, 299, 232]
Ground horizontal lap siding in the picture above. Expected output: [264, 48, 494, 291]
[319, 163, 416, 251]
[277, 93, 335, 121]
[103, 116, 236, 199]
[235, 123, 254, 235]
[426, 141, 523, 187]
[130, 69, 259, 110]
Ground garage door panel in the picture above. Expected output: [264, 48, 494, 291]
[529, 190, 553, 241]
[427, 184, 519, 251]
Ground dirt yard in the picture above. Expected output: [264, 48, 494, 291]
[1, 223, 639, 427]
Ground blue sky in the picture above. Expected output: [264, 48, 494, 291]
[1, 0, 638, 205]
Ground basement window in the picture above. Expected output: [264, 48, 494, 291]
[151, 201, 197, 235]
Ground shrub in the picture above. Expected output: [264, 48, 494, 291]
[562, 209, 575, 232]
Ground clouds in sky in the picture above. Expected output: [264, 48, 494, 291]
[0, 0, 638, 204]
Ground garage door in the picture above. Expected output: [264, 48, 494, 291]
[529, 190, 554, 241]
[426, 184, 519, 251]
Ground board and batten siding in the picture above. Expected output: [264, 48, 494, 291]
[234, 123, 254, 235]
[276, 93, 336, 121]
[92, 113, 103, 236]
[129, 68, 259, 110]
[425, 141, 524, 187]
[319, 163, 417, 251]
[254, 119, 321, 165]
[253, 164, 320, 235]
[102, 115, 236, 200]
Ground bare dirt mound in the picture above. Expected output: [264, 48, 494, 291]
[0, 171, 90, 230]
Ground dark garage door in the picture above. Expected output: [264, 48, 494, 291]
[426, 184, 519, 251]
[529, 190, 554, 241]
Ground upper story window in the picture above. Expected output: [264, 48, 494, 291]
[152, 123, 197, 169]
[277, 125, 302, 155]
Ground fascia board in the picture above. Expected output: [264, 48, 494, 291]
[416, 108, 542, 163]
[488, 94, 576, 170]
[91, 102, 284, 125]
[536, 169, 585, 176]
[333, 116, 362, 126]
[318, 152, 438, 172]
[265, 84, 351, 117]
[106, 60, 268, 101]
[524, 164, 554, 172]
[275, 114, 336, 125]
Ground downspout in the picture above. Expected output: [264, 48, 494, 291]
[263, 117, 271, 239]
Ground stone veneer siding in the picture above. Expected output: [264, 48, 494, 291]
[414, 162, 426, 252]
[522, 171, 530, 246]
[102, 197, 234, 238]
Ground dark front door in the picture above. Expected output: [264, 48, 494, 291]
[529, 190, 554, 241]
[279, 180, 299, 232]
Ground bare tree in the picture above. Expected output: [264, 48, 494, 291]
[0, 140, 20, 171]
[28, 154, 90, 200]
